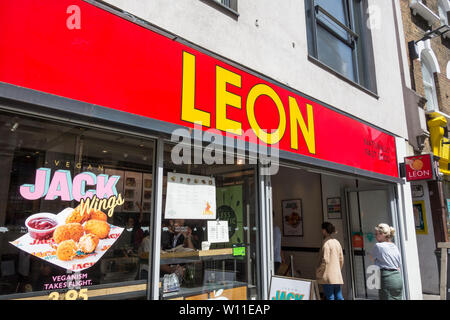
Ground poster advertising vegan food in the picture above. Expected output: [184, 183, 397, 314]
[10, 168, 125, 272]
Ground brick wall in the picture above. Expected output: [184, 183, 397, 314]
[400, 0, 450, 115]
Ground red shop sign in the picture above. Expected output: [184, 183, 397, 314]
[0, 0, 398, 178]
[404, 154, 435, 181]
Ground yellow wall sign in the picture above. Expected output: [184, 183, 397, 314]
[413, 200, 428, 235]
[428, 113, 450, 176]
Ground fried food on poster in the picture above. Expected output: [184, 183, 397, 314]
[56, 239, 78, 261]
[13, 206, 123, 271]
[78, 233, 99, 254]
[84, 220, 110, 239]
[53, 223, 84, 244]
[89, 210, 107, 222]
[65, 204, 92, 224]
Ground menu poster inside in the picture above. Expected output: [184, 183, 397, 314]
[165, 172, 216, 220]
[207, 220, 229, 243]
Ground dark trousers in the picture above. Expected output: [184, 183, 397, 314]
[322, 284, 344, 300]
[274, 262, 281, 274]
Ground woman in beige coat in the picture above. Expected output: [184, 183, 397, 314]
[316, 222, 344, 300]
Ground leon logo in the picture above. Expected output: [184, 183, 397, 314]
[203, 202, 214, 216]
[406, 158, 423, 171]
[404, 155, 433, 181]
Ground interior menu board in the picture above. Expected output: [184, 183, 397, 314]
[104, 168, 125, 213]
[123, 171, 142, 212]
[207, 220, 229, 243]
[142, 173, 152, 213]
[165, 172, 216, 220]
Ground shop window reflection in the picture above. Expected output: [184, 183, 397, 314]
[0, 111, 154, 297]
[159, 143, 259, 300]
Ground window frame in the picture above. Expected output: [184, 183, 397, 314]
[0, 108, 158, 300]
[310, 1, 360, 83]
[438, 0, 450, 26]
[154, 139, 263, 300]
[200, 0, 239, 18]
[306, 0, 377, 94]
[421, 57, 439, 111]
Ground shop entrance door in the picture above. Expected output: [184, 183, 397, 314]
[344, 187, 399, 300]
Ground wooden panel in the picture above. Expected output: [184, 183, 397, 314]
[440, 248, 448, 300]
[438, 242, 450, 249]
[14, 283, 147, 300]
[215, 286, 247, 300]
[185, 293, 209, 300]
[87, 284, 147, 298]
[14, 295, 49, 301]
[160, 248, 233, 259]
[198, 248, 233, 256]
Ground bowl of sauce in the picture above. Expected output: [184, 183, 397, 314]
[25, 213, 58, 240]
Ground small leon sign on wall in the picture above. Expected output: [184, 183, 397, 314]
[404, 154, 435, 182]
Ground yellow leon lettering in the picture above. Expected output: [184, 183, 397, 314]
[216, 66, 242, 135]
[246, 84, 286, 145]
[289, 97, 315, 154]
[181, 51, 211, 127]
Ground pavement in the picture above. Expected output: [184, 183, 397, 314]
[422, 294, 440, 300]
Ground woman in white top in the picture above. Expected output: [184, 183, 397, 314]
[372, 223, 403, 300]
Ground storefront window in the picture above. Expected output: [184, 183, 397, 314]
[0, 111, 154, 299]
[159, 143, 260, 300]
[443, 180, 450, 238]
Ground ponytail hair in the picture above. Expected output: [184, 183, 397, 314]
[375, 223, 395, 239]
[321, 222, 336, 235]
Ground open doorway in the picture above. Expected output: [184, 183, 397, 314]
[270, 163, 403, 300]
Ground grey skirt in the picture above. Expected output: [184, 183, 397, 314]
[379, 269, 403, 300]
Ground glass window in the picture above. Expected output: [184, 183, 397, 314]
[316, 24, 355, 81]
[442, 181, 450, 238]
[213, 0, 238, 12]
[159, 143, 259, 300]
[306, 0, 376, 92]
[438, 3, 449, 25]
[220, 0, 231, 8]
[0, 110, 154, 298]
[315, 0, 347, 28]
[421, 58, 439, 111]
[347, 188, 398, 300]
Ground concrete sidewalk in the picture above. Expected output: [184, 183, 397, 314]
[423, 294, 440, 300]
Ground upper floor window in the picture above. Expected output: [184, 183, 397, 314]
[219, 0, 231, 8]
[421, 57, 439, 111]
[213, 0, 238, 12]
[305, 0, 377, 93]
[202, 0, 238, 17]
[438, 0, 449, 25]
